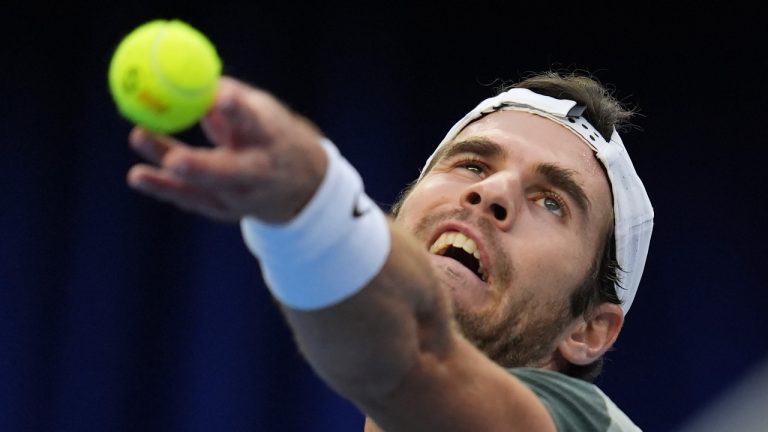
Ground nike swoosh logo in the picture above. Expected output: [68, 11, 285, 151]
[352, 193, 371, 218]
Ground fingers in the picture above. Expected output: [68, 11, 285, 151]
[129, 125, 273, 188]
[162, 147, 272, 187]
[202, 76, 287, 149]
[127, 164, 237, 222]
[126, 76, 325, 223]
[200, 78, 239, 146]
[129, 127, 183, 165]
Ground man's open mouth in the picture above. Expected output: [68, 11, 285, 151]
[429, 231, 487, 282]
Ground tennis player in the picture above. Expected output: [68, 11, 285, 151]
[127, 72, 653, 431]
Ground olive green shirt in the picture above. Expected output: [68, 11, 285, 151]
[510, 368, 641, 431]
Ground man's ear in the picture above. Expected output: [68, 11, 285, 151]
[556, 303, 624, 366]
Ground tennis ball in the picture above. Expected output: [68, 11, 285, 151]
[108, 19, 222, 134]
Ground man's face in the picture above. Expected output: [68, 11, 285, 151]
[395, 111, 614, 367]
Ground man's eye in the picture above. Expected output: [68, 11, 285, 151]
[534, 196, 564, 217]
[458, 161, 485, 174]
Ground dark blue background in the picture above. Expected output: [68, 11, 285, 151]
[2, 2, 766, 431]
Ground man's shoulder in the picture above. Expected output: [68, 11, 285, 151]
[508, 368, 641, 432]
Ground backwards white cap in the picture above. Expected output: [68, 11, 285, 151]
[420, 88, 654, 315]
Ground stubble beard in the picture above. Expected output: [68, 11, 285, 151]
[453, 293, 572, 369]
[404, 207, 573, 369]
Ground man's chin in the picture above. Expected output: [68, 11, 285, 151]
[451, 293, 572, 370]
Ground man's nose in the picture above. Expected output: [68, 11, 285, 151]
[459, 171, 520, 231]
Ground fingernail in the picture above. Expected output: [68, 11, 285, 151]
[217, 95, 240, 119]
[171, 159, 190, 176]
[129, 178, 148, 191]
[219, 101, 237, 118]
[133, 137, 152, 152]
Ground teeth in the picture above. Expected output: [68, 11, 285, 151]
[430, 231, 476, 254]
[429, 231, 490, 283]
[463, 238, 477, 254]
[428, 235, 444, 254]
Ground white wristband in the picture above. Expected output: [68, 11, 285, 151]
[240, 138, 391, 310]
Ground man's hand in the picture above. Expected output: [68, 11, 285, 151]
[126, 76, 328, 224]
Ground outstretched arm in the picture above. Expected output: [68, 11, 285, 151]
[127, 77, 555, 432]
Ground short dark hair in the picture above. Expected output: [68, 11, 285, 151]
[391, 72, 636, 382]
[507, 71, 635, 139]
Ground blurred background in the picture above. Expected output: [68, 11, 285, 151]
[2, 2, 767, 431]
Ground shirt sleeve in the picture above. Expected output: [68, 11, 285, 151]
[508, 368, 642, 432]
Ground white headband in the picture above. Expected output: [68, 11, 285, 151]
[420, 88, 654, 315]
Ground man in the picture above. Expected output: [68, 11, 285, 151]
[127, 72, 653, 431]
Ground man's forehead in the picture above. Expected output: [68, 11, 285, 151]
[456, 111, 583, 147]
[450, 111, 603, 172]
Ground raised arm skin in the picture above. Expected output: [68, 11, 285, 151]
[283, 221, 556, 432]
[127, 77, 556, 432]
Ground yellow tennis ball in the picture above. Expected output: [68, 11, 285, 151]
[108, 19, 222, 134]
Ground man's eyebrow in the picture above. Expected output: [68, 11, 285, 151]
[423, 137, 506, 174]
[422, 138, 592, 216]
[536, 163, 591, 216]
